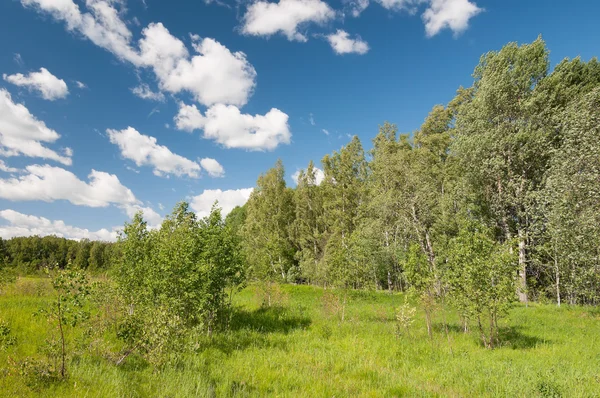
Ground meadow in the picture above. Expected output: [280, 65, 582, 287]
[1, 277, 599, 397]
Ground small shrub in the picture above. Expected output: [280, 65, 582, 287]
[395, 297, 417, 337]
[321, 290, 348, 321]
[537, 379, 562, 398]
[0, 320, 17, 350]
[317, 324, 333, 340]
[255, 282, 289, 308]
[17, 357, 61, 390]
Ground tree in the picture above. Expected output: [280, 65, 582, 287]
[113, 203, 245, 365]
[453, 37, 550, 303]
[292, 161, 326, 284]
[41, 266, 91, 378]
[445, 220, 517, 348]
[244, 160, 296, 282]
[544, 87, 600, 305]
[321, 136, 368, 288]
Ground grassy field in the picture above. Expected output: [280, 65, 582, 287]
[1, 277, 600, 397]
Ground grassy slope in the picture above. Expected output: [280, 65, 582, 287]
[1, 278, 599, 397]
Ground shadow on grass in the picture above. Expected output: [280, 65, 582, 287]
[497, 326, 550, 349]
[432, 323, 550, 349]
[228, 306, 311, 334]
[192, 306, 312, 355]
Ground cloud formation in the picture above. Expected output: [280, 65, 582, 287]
[21, 0, 256, 107]
[241, 0, 335, 41]
[3, 67, 69, 100]
[0, 89, 72, 165]
[0, 209, 118, 241]
[200, 158, 225, 178]
[191, 188, 253, 218]
[422, 0, 482, 37]
[327, 30, 369, 54]
[107, 127, 201, 178]
[131, 83, 165, 102]
[175, 103, 291, 151]
[0, 164, 137, 207]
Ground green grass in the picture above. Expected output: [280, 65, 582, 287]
[1, 278, 600, 397]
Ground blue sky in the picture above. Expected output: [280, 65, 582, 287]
[0, 0, 599, 241]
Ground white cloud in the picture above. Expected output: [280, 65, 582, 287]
[22, 1, 257, 107]
[292, 167, 324, 185]
[0, 209, 119, 241]
[326, 30, 369, 55]
[3, 67, 69, 100]
[0, 160, 19, 173]
[309, 113, 315, 125]
[142, 27, 257, 107]
[107, 127, 201, 178]
[376, 0, 424, 12]
[0, 163, 162, 229]
[200, 157, 225, 178]
[241, 0, 335, 42]
[0, 164, 137, 207]
[175, 102, 291, 151]
[0, 89, 72, 165]
[347, 0, 369, 17]
[422, 0, 482, 37]
[75, 80, 87, 89]
[131, 83, 165, 101]
[190, 188, 253, 218]
[322, 129, 329, 135]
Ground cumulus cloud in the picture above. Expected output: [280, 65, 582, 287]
[241, 0, 335, 42]
[376, 0, 424, 12]
[0, 160, 19, 173]
[131, 83, 165, 101]
[371, 0, 480, 37]
[190, 188, 253, 218]
[0, 89, 72, 165]
[3, 68, 69, 100]
[0, 163, 162, 229]
[200, 158, 225, 178]
[0, 164, 137, 207]
[292, 167, 325, 185]
[107, 127, 201, 178]
[175, 103, 291, 151]
[21, 0, 256, 107]
[0, 209, 119, 241]
[422, 0, 482, 37]
[326, 30, 369, 55]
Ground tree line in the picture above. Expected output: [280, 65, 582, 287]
[239, 37, 600, 308]
[0, 235, 114, 274]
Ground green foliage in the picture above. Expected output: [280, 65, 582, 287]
[2, 282, 600, 397]
[113, 202, 246, 365]
[244, 160, 296, 282]
[445, 220, 517, 347]
[39, 266, 91, 378]
[0, 235, 114, 275]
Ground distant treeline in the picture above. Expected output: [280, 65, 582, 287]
[0, 235, 115, 274]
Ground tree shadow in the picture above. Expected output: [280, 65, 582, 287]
[432, 322, 550, 349]
[497, 326, 550, 349]
[433, 322, 467, 334]
[228, 306, 311, 334]
[191, 306, 312, 355]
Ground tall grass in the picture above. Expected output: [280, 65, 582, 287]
[1, 278, 599, 397]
